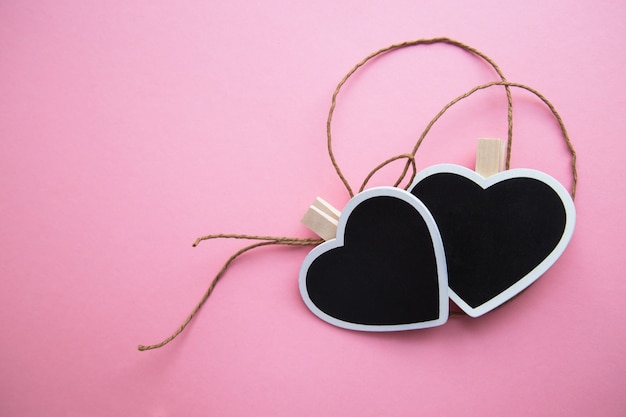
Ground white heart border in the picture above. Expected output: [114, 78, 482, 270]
[299, 186, 449, 331]
[409, 164, 576, 317]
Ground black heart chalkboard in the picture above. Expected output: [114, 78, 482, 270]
[299, 187, 448, 330]
[409, 164, 575, 317]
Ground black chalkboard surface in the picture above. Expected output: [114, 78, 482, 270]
[409, 164, 575, 317]
[299, 187, 448, 330]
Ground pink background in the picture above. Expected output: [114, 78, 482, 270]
[1, 1, 625, 416]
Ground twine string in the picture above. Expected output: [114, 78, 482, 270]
[327, 37, 514, 198]
[192, 234, 323, 248]
[358, 153, 417, 193]
[138, 235, 322, 351]
[391, 80, 576, 197]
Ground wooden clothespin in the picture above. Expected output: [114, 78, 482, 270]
[475, 138, 506, 177]
[301, 197, 341, 241]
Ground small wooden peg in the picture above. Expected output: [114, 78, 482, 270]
[301, 197, 341, 241]
[475, 138, 506, 177]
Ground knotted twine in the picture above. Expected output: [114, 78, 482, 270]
[138, 37, 577, 351]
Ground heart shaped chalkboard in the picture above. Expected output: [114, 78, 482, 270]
[299, 187, 448, 331]
[409, 164, 575, 317]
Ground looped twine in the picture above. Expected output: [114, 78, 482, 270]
[138, 37, 577, 351]
[370, 80, 577, 198]
[327, 37, 513, 198]
[326, 37, 576, 199]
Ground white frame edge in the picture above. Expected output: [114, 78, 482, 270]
[409, 164, 576, 318]
[298, 186, 449, 331]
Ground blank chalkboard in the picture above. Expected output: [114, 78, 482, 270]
[299, 187, 448, 331]
[409, 164, 575, 317]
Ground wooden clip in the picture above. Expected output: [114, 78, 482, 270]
[475, 138, 506, 177]
[301, 197, 341, 241]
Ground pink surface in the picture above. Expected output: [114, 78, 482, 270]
[1, 1, 625, 416]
